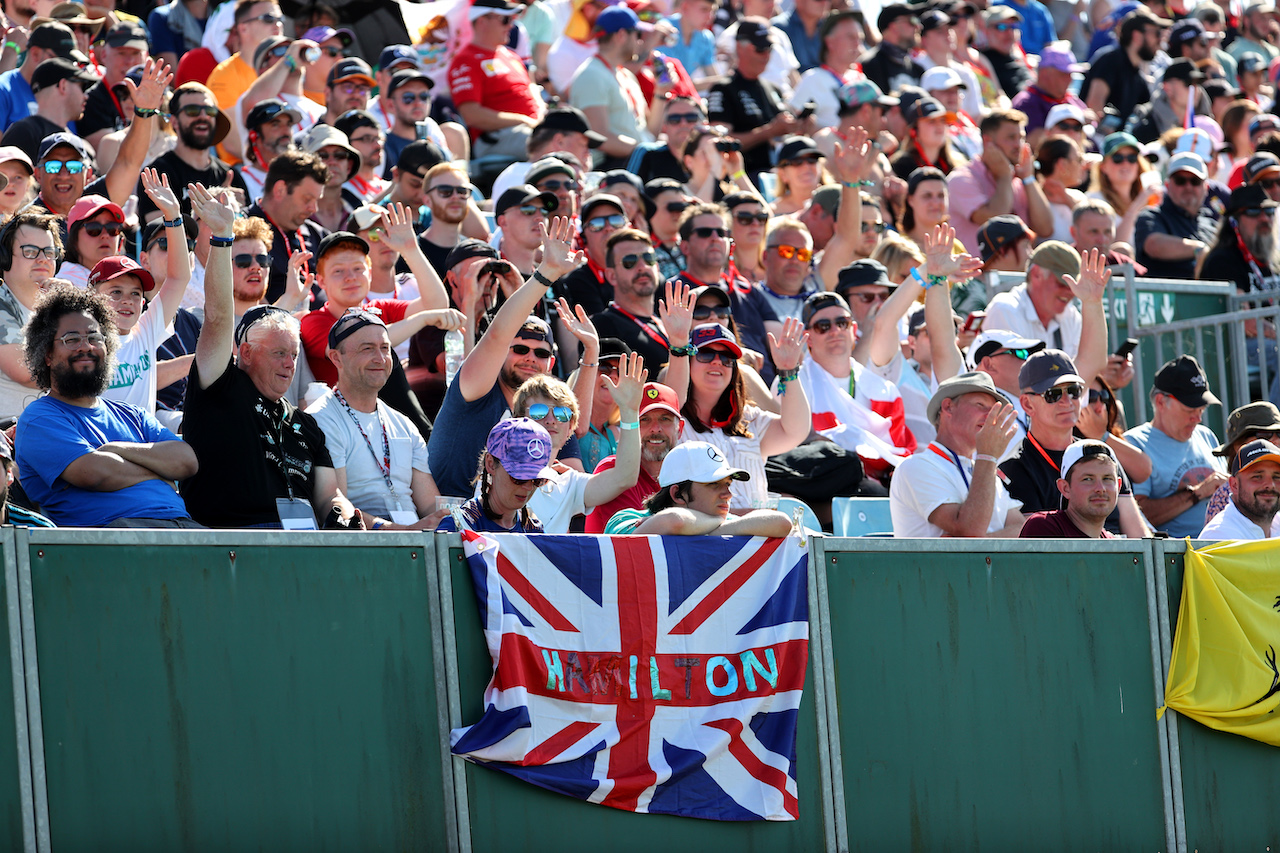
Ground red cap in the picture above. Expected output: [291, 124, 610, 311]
[88, 255, 156, 296]
[639, 382, 681, 417]
[67, 194, 124, 228]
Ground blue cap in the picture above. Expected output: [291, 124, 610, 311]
[594, 6, 653, 33]
[690, 323, 743, 358]
[378, 44, 423, 71]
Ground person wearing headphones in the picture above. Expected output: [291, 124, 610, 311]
[0, 207, 64, 419]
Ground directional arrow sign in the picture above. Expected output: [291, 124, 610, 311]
[1161, 293, 1175, 324]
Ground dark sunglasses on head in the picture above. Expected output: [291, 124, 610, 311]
[694, 348, 736, 365]
[527, 403, 573, 423]
[861, 221, 887, 234]
[1088, 387, 1113, 404]
[511, 343, 553, 359]
[810, 315, 852, 333]
[770, 244, 812, 262]
[665, 200, 689, 214]
[1172, 174, 1204, 187]
[692, 304, 731, 321]
[620, 251, 656, 269]
[81, 221, 122, 237]
[665, 112, 702, 124]
[177, 104, 220, 118]
[430, 184, 472, 198]
[692, 226, 728, 239]
[585, 213, 627, 232]
[1042, 383, 1085, 404]
[734, 211, 769, 225]
[1109, 152, 1139, 164]
[233, 253, 271, 269]
[539, 179, 579, 192]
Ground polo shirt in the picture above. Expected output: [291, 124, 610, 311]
[1134, 197, 1217, 279]
[982, 283, 1082, 359]
[947, 158, 1034, 259]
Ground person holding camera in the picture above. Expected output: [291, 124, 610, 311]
[680, 127, 755, 204]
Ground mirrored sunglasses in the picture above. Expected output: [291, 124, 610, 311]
[527, 403, 573, 423]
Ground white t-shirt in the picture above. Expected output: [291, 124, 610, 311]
[1199, 498, 1280, 540]
[547, 36, 597, 96]
[789, 66, 854, 131]
[983, 283, 1082, 360]
[367, 273, 422, 361]
[102, 296, 174, 414]
[490, 162, 533, 207]
[527, 465, 592, 534]
[889, 441, 1022, 537]
[867, 349, 937, 446]
[306, 390, 430, 519]
[59, 263, 90, 290]
[679, 405, 779, 511]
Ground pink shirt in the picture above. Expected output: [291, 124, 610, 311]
[946, 158, 1033, 256]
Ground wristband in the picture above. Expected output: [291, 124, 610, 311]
[619, 421, 639, 430]
[731, 170, 747, 181]
[776, 366, 799, 380]
[975, 454, 998, 465]
[669, 343, 696, 357]
[371, 519, 385, 530]
[1021, 175, 1036, 186]
[134, 107, 159, 118]
[284, 54, 298, 72]
[580, 361, 598, 368]
[910, 266, 926, 287]
[3, 41, 17, 51]
[163, 217, 184, 228]
[926, 273, 949, 289]
[532, 269, 554, 288]
[210, 235, 234, 247]
[842, 180, 873, 189]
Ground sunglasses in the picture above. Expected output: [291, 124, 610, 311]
[692, 226, 728, 239]
[734, 211, 770, 225]
[538, 179, 579, 192]
[996, 347, 1033, 360]
[1057, 121, 1084, 132]
[810, 315, 852, 334]
[620, 251, 656, 269]
[1172, 174, 1204, 187]
[665, 112, 703, 124]
[317, 150, 352, 162]
[846, 292, 887, 304]
[1242, 207, 1277, 218]
[992, 22, 1016, 31]
[234, 253, 271, 268]
[399, 91, 432, 104]
[265, 43, 289, 61]
[692, 304, 731, 320]
[694, 348, 736, 365]
[148, 237, 193, 253]
[80, 221, 123, 237]
[527, 403, 573, 423]
[512, 204, 546, 217]
[861, 221, 887, 234]
[1247, 428, 1280, 440]
[177, 104, 220, 118]
[430, 184, 472, 198]
[365, 226, 384, 242]
[248, 11, 283, 23]
[322, 46, 346, 58]
[42, 159, 84, 174]
[665, 200, 689, 214]
[1041, 383, 1085, 404]
[17, 244, 57, 260]
[770, 244, 813, 262]
[781, 155, 823, 167]
[511, 343, 553, 359]
[585, 213, 627, 232]
[1088, 388, 1113, 404]
[1109, 152, 1139, 164]
[507, 472, 549, 487]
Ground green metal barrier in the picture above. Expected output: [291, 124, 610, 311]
[22, 531, 454, 852]
[1161, 539, 1280, 850]
[441, 539, 836, 852]
[0, 530, 30, 852]
[821, 538, 1171, 851]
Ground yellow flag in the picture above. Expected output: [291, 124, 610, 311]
[1162, 539, 1280, 746]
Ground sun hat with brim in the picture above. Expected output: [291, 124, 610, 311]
[88, 255, 157, 296]
[658, 441, 750, 487]
[1101, 131, 1142, 158]
[691, 323, 744, 358]
[1230, 438, 1280, 475]
[1153, 354, 1220, 408]
[1018, 348, 1084, 394]
[32, 2, 105, 40]
[494, 184, 559, 218]
[487, 417, 557, 480]
[1061, 439, 1119, 480]
[300, 123, 362, 175]
[1028, 240, 1081, 279]
[1214, 401, 1280, 454]
[927, 371, 1002, 427]
[967, 329, 1045, 369]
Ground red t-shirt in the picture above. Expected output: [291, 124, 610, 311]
[584, 456, 661, 533]
[1018, 510, 1114, 539]
[447, 44, 541, 142]
[300, 299, 410, 386]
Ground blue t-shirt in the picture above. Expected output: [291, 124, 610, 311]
[661, 17, 716, 75]
[436, 497, 544, 533]
[16, 396, 191, 527]
[147, 5, 206, 56]
[993, 0, 1058, 56]
[1123, 421, 1225, 538]
[0, 69, 35, 130]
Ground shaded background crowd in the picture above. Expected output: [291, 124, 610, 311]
[0, 0, 1277, 540]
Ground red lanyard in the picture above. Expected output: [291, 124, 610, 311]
[260, 208, 303, 259]
[927, 442, 969, 488]
[1025, 432, 1059, 472]
[608, 301, 669, 348]
[334, 389, 398, 501]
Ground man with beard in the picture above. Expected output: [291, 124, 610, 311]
[14, 283, 200, 527]
[590, 229, 669, 378]
[138, 82, 249, 223]
[417, 162, 475, 277]
[1019, 440, 1120, 539]
[1229, 0, 1280, 65]
[320, 58, 374, 127]
[1200, 439, 1280, 538]
[234, 97, 300, 203]
[584, 381, 684, 532]
[1082, 7, 1166, 119]
[246, 149, 329, 304]
[859, 4, 925, 95]
[1201, 184, 1280, 293]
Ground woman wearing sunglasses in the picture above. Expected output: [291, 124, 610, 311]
[664, 319, 811, 512]
[724, 191, 770, 285]
[58, 195, 127, 291]
[1088, 131, 1160, 249]
[770, 136, 828, 216]
[508, 355, 645, 533]
[437, 418, 556, 534]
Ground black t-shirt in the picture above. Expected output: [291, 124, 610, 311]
[1202, 239, 1280, 293]
[999, 433, 1129, 532]
[77, 81, 124, 140]
[181, 359, 334, 528]
[1080, 45, 1149, 120]
[246, 201, 327, 306]
[634, 144, 688, 185]
[156, 307, 202, 412]
[416, 235, 455, 279]
[554, 262, 612, 318]
[858, 44, 924, 96]
[589, 304, 669, 380]
[140, 149, 249, 223]
[707, 72, 787, 174]
[980, 48, 1033, 97]
[0, 115, 65, 161]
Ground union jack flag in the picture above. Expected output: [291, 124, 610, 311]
[450, 531, 810, 821]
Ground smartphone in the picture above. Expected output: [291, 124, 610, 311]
[1114, 338, 1140, 359]
[797, 102, 817, 120]
[961, 311, 986, 333]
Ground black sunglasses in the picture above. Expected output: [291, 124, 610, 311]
[665, 201, 689, 214]
[430, 184, 472, 198]
[1088, 387, 1113, 405]
[233, 253, 271, 268]
[620, 251, 656, 269]
[1109, 152, 1139, 164]
[538, 179, 579, 192]
[1041, 383, 1085, 404]
[809, 315, 852, 333]
[1172, 174, 1204, 187]
[692, 226, 728, 239]
[511, 343, 553, 358]
[694, 349, 736, 365]
[81, 221, 123, 237]
[861, 221, 887, 234]
[692, 304, 731, 320]
[734, 211, 769, 225]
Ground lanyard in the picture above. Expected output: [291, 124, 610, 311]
[261, 398, 296, 499]
[927, 442, 969, 489]
[608, 301, 669, 348]
[1025, 431, 1060, 473]
[334, 389, 399, 502]
[260, 207, 303, 259]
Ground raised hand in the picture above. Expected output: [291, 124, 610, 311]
[285, 249, 313, 302]
[767, 317, 808, 372]
[424, 308, 466, 330]
[1063, 247, 1112, 303]
[125, 57, 173, 113]
[140, 168, 180, 221]
[921, 224, 982, 283]
[831, 127, 873, 184]
[377, 202, 418, 256]
[555, 296, 599, 353]
[604, 351, 645, 415]
[975, 402, 1017, 459]
[536, 216, 585, 281]
[187, 182, 234, 237]
[658, 279, 696, 346]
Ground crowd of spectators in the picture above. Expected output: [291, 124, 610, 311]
[0, 0, 1277, 541]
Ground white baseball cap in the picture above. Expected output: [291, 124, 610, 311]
[657, 442, 750, 487]
[1060, 439, 1119, 480]
[921, 65, 965, 92]
[1045, 102, 1085, 130]
[967, 329, 1046, 369]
